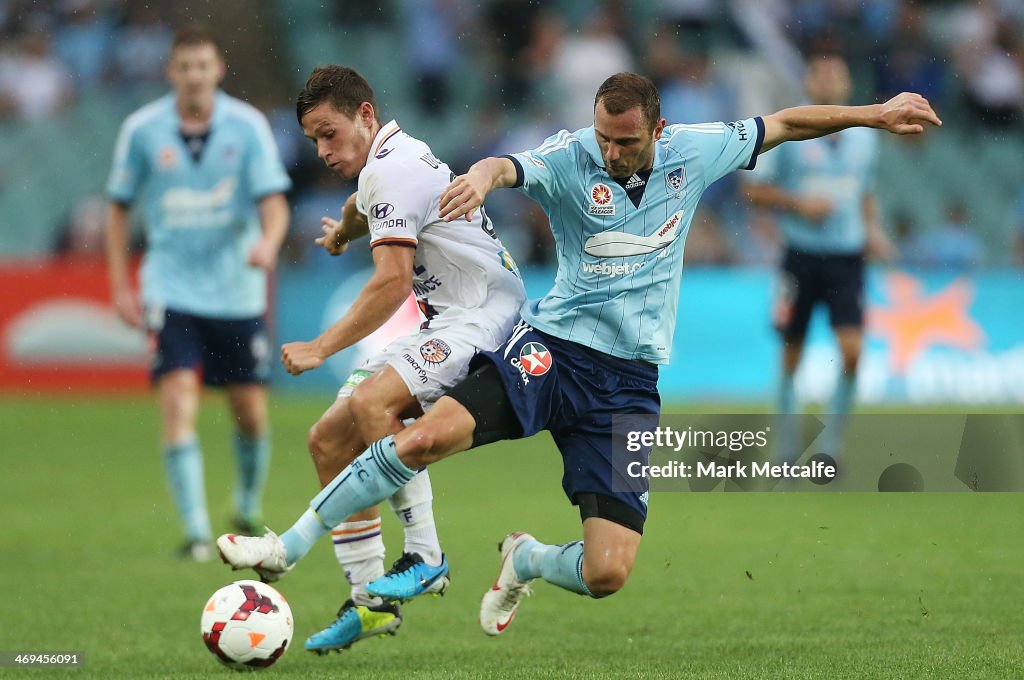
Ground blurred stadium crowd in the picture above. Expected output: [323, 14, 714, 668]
[1, 0, 1023, 271]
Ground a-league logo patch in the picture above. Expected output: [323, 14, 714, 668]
[591, 183, 612, 205]
[419, 339, 451, 365]
[588, 183, 615, 216]
[158, 145, 178, 170]
[666, 167, 684, 191]
[518, 342, 552, 376]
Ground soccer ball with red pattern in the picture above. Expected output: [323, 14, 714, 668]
[200, 580, 293, 670]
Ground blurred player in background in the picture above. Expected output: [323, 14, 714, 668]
[743, 48, 896, 459]
[220, 71, 938, 636]
[105, 25, 290, 561]
[223, 65, 525, 653]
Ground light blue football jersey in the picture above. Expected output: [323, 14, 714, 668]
[106, 91, 291, 318]
[508, 118, 764, 364]
[748, 127, 877, 254]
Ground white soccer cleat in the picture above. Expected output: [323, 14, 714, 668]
[216, 529, 292, 583]
[479, 531, 535, 636]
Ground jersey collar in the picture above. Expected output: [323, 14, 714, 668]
[580, 125, 665, 176]
[366, 119, 402, 166]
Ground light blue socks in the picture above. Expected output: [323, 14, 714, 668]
[513, 538, 594, 597]
[233, 430, 270, 523]
[280, 436, 415, 564]
[822, 374, 856, 456]
[163, 436, 211, 542]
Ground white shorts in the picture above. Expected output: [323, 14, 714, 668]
[337, 321, 510, 410]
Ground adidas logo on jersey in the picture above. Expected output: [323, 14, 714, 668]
[624, 174, 646, 190]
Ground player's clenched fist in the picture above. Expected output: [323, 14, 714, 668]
[315, 216, 349, 256]
[878, 92, 942, 135]
[281, 340, 326, 375]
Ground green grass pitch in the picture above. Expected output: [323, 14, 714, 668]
[1, 395, 1022, 679]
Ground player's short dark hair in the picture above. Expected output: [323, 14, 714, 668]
[803, 34, 845, 63]
[595, 72, 661, 133]
[296, 65, 379, 124]
[171, 23, 221, 54]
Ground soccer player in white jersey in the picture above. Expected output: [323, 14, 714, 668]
[105, 25, 290, 562]
[219, 66, 525, 652]
[220, 72, 939, 635]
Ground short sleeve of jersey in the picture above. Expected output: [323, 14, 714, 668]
[361, 165, 422, 249]
[243, 113, 291, 197]
[106, 118, 146, 204]
[506, 130, 578, 206]
[676, 117, 764, 190]
[745, 134, 785, 185]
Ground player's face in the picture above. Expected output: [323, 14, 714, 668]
[804, 57, 852, 106]
[300, 101, 375, 180]
[593, 102, 666, 179]
[167, 43, 224, 110]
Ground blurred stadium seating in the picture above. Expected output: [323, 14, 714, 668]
[0, 0, 1021, 403]
[1, 0, 1021, 264]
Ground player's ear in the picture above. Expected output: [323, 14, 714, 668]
[653, 117, 667, 140]
[359, 102, 375, 126]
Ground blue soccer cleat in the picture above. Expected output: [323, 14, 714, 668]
[366, 552, 450, 602]
[304, 599, 402, 654]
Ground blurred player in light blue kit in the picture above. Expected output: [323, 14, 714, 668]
[105, 25, 290, 560]
[220, 71, 938, 635]
[743, 47, 896, 459]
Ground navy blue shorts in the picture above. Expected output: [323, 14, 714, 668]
[775, 248, 865, 340]
[147, 308, 272, 386]
[467, 322, 660, 522]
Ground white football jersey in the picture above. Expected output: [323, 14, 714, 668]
[356, 120, 525, 337]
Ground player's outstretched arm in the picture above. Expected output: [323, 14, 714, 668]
[440, 156, 518, 222]
[316, 193, 369, 256]
[760, 92, 941, 154]
[281, 244, 414, 375]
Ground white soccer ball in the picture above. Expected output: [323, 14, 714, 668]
[200, 580, 294, 670]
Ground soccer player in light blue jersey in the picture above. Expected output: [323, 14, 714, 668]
[743, 49, 897, 459]
[219, 72, 939, 634]
[105, 25, 290, 561]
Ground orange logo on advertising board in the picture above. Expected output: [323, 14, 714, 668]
[868, 272, 984, 374]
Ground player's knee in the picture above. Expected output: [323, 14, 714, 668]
[349, 388, 397, 433]
[306, 418, 342, 469]
[396, 424, 443, 468]
[236, 417, 263, 439]
[346, 388, 372, 423]
[307, 421, 326, 459]
[583, 561, 631, 598]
